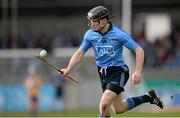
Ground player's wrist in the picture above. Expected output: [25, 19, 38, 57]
[135, 68, 142, 73]
[66, 67, 72, 72]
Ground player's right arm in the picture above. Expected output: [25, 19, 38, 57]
[60, 30, 92, 77]
[60, 49, 84, 77]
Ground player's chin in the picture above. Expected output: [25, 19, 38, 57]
[92, 27, 98, 32]
[92, 29, 96, 31]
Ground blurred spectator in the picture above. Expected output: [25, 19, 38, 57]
[167, 34, 180, 69]
[24, 64, 42, 116]
[51, 32, 66, 48]
[35, 33, 51, 51]
[5, 31, 13, 48]
[69, 32, 80, 47]
[133, 31, 157, 66]
[19, 31, 33, 48]
[1, 30, 81, 49]
[0, 25, 180, 69]
[132, 25, 180, 69]
[60, 30, 73, 47]
[0, 37, 4, 49]
[51, 30, 80, 48]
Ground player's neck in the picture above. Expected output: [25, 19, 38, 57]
[100, 23, 110, 34]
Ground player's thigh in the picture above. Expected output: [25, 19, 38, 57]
[111, 94, 128, 112]
[100, 89, 117, 106]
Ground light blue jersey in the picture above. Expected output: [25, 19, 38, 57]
[80, 23, 139, 67]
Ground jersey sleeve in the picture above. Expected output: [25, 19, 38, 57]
[121, 31, 139, 51]
[79, 31, 92, 53]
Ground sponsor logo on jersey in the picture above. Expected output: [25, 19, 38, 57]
[95, 46, 115, 56]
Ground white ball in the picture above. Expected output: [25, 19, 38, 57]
[40, 49, 47, 57]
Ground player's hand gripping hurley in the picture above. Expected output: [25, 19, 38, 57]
[34, 55, 79, 83]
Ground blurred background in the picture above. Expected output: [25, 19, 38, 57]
[0, 0, 180, 117]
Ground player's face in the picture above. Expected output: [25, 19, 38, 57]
[89, 20, 102, 31]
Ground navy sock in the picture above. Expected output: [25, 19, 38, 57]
[126, 95, 151, 110]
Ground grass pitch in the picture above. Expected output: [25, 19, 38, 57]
[0, 108, 180, 117]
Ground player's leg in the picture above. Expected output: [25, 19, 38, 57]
[111, 93, 128, 114]
[111, 92, 152, 113]
[109, 65, 163, 114]
[31, 96, 38, 113]
[99, 89, 118, 117]
[109, 65, 129, 114]
[111, 89, 163, 114]
[98, 65, 130, 117]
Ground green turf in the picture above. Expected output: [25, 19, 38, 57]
[0, 109, 180, 117]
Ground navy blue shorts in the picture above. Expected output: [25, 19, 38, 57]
[97, 65, 129, 95]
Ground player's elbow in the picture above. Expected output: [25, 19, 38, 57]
[135, 46, 144, 57]
[72, 49, 84, 61]
[137, 46, 144, 53]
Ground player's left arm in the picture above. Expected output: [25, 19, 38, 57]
[132, 46, 144, 84]
[120, 30, 144, 85]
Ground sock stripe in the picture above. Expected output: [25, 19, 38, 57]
[126, 98, 135, 110]
[126, 95, 150, 111]
[130, 98, 135, 108]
